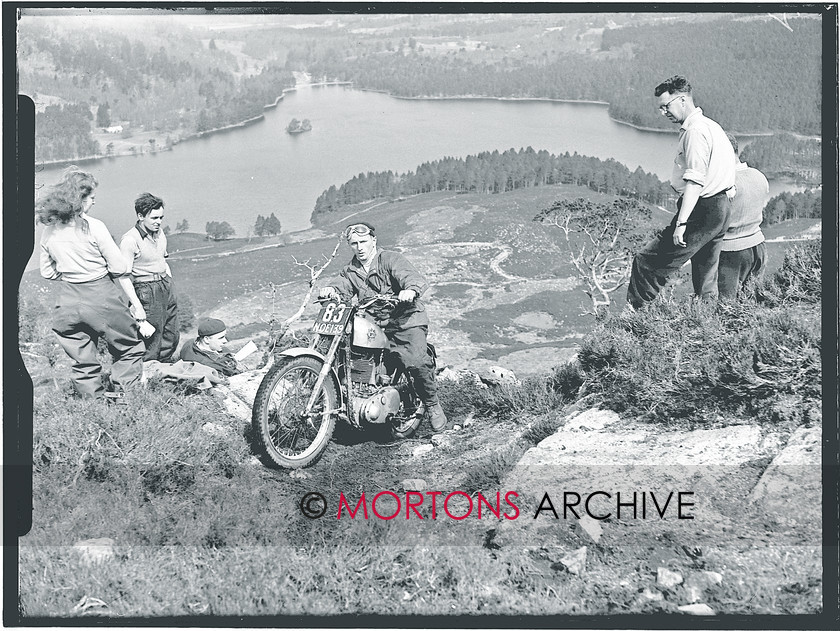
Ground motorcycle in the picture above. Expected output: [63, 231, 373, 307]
[251, 294, 433, 468]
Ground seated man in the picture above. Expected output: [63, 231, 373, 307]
[319, 222, 448, 432]
[179, 317, 240, 377]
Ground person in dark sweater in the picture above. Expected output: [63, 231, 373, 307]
[179, 318, 240, 376]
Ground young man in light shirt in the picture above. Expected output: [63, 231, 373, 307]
[119, 192, 180, 362]
[627, 75, 738, 309]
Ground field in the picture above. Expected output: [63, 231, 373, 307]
[14, 184, 825, 621]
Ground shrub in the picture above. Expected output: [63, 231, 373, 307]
[755, 238, 821, 306]
[437, 372, 573, 425]
[575, 278, 820, 427]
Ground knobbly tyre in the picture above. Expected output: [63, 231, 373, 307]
[252, 294, 435, 468]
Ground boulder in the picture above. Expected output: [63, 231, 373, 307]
[685, 570, 723, 591]
[656, 567, 683, 589]
[402, 478, 428, 492]
[480, 365, 520, 386]
[639, 587, 664, 602]
[575, 515, 603, 544]
[684, 585, 704, 604]
[678, 603, 715, 616]
[437, 366, 484, 386]
[431, 434, 454, 448]
[557, 546, 587, 575]
[412, 444, 434, 458]
[494, 413, 789, 549]
[748, 426, 820, 529]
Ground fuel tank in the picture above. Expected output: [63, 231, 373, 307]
[352, 314, 388, 349]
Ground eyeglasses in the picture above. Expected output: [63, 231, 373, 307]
[346, 224, 373, 237]
[659, 94, 684, 114]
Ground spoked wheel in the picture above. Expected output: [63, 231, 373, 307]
[252, 357, 338, 468]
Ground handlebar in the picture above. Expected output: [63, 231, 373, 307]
[358, 294, 400, 309]
[315, 293, 400, 308]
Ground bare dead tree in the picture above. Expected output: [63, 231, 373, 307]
[258, 238, 342, 367]
[535, 198, 652, 315]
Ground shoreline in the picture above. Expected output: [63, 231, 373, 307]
[358, 87, 821, 140]
[36, 80, 354, 170]
[37, 82, 819, 169]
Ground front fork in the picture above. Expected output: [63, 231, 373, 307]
[302, 333, 344, 418]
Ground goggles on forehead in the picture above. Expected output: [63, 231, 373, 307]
[345, 224, 375, 238]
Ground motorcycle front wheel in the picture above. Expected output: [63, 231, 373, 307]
[252, 357, 338, 468]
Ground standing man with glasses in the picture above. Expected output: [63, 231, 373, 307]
[626, 75, 737, 309]
[319, 222, 448, 432]
[119, 192, 181, 362]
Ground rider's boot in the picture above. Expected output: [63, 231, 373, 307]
[408, 364, 448, 432]
[426, 401, 448, 432]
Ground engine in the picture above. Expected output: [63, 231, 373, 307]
[353, 386, 402, 424]
[348, 316, 403, 424]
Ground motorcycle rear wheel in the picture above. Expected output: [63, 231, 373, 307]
[252, 357, 338, 468]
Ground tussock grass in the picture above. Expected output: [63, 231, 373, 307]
[461, 447, 527, 496]
[20, 543, 588, 617]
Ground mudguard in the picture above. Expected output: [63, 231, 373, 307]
[277, 347, 344, 406]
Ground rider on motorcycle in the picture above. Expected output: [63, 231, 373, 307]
[319, 222, 448, 432]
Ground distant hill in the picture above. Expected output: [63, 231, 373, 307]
[309, 14, 822, 136]
[17, 12, 824, 165]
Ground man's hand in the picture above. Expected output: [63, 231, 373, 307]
[673, 225, 687, 248]
[319, 286, 339, 300]
[398, 289, 417, 303]
[130, 303, 147, 321]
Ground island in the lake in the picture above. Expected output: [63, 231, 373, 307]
[286, 118, 312, 134]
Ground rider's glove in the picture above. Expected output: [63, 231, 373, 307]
[319, 287, 339, 299]
[398, 289, 417, 303]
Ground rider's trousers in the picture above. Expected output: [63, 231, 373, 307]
[386, 325, 439, 407]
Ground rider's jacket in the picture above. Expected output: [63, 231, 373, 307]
[330, 249, 430, 331]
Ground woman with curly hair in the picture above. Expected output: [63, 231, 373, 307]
[38, 166, 144, 398]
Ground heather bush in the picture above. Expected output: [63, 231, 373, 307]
[755, 238, 821, 306]
[574, 241, 821, 426]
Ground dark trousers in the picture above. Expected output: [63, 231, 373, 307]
[385, 325, 439, 407]
[134, 276, 180, 362]
[718, 242, 766, 300]
[51, 276, 144, 397]
[627, 191, 731, 308]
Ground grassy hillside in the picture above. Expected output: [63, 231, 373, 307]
[15, 235, 822, 618]
[20, 183, 819, 379]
